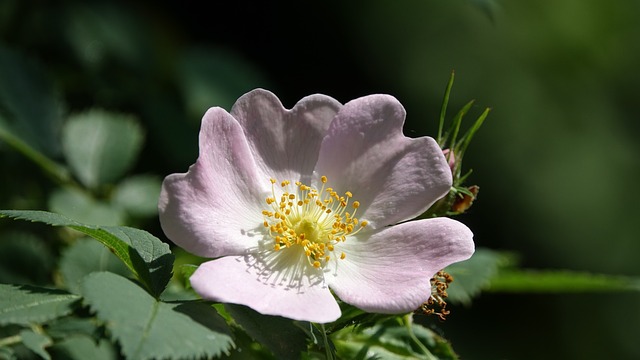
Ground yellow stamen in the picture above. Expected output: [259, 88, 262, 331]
[261, 176, 367, 269]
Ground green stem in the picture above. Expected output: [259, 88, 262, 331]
[0, 334, 21, 347]
[0, 127, 72, 186]
[320, 323, 334, 360]
[403, 313, 437, 360]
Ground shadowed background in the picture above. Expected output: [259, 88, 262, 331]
[1, 0, 639, 358]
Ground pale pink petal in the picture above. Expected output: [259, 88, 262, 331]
[325, 217, 474, 314]
[314, 95, 452, 229]
[158, 107, 268, 258]
[191, 255, 341, 323]
[231, 89, 341, 183]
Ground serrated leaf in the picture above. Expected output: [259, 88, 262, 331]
[0, 46, 63, 157]
[48, 335, 117, 360]
[19, 329, 52, 360]
[487, 270, 640, 293]
[59, 237, 130, 294]
[62, 109, 143, 188]
[0, 210, 173, 297]
[49, 187, 125, 226]
[111, 175, 161, 217]
[0, 284, 80, 326]
[225, 304, 308, 359]
[81, 272, 233, 360]
[444, 248, 514, 305]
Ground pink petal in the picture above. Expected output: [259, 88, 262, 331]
[314, 95, 452, 229]
[231, 89, 341, 183]
[326, 217, 474, 314]
[158, 107, 268, 258]
[191, 255, 341, 323]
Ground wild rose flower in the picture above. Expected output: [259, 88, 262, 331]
[158, 89, 474, 323]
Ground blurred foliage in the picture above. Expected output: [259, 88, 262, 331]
[1, 0, 639, 359]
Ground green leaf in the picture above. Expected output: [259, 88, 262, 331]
[111, 175, 161, 218]
[178, 264, 198, 290]
[48, 187, 125, 226]
[19, 329, 52, 360]
[487, 270, 640, 293]
[0, 210, 173, 297]
[62, 109, 144, 188]
[225, 304, 308, 359]
[0, 232, 54, 286]
[332, 317, 457, 360]
[0, 46, 63, 157]
[0, 125, 71, 185]
[45, 316, 101, 340]
[48, 335, 117, 360]
[0, 284, 80, 326]
[0, 346, 15, 359]
[81, 272, 233, 360]
[445, 248, 514, 305]
[59, 237, 130, 294]
[64, 3, 149, 69]
[178, 47, 269, 117]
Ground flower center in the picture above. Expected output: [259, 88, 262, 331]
[262, 176, 368, 269]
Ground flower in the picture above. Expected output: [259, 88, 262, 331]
[158, 89, 474, 323]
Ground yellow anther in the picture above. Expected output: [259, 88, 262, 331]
[262, 176, 366, 270]
[360, 220, 368, 227]
[340, 252, 346, 260]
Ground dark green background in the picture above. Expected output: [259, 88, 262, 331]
[1, 0, 639, 358]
